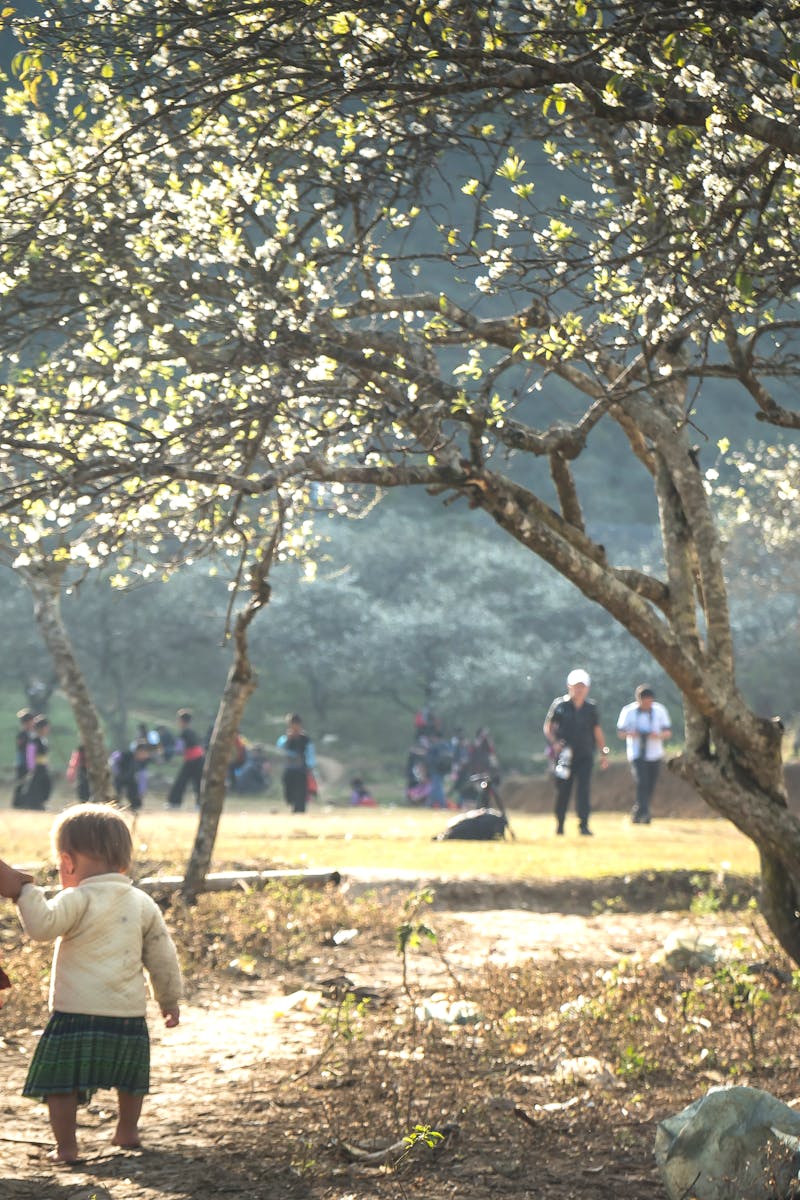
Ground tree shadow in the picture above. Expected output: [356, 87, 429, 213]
[1, 1180, 113, 1200]
[81, 1144, 312, 1198]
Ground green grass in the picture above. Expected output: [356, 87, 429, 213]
[0, 799, 760, 880]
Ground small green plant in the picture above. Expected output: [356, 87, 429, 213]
[396, 887, 438, 1001]
[389, 1124, 446, 1198]
[617, 1044, 654, 1078]
[689, 873, 723, 915]
[403, 1124, 445, 1151]
[318, 992, 370, 1044]
[711, 961, 771, 1057]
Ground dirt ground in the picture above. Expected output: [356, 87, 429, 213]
[0, 872, 792, 1200]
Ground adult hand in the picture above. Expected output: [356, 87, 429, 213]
[162, 1006, 180, 1028]
[0, 860, 33, 901]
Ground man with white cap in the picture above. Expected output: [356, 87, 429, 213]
[544, 669, 609, 836]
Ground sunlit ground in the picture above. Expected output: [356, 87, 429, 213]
[1, 798, 760, 880]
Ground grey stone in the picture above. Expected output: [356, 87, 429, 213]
[656, 1086, 800, 1200]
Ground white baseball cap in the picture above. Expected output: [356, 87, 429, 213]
[567, 669, 591, 687]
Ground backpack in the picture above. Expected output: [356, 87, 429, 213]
[435, 808, 508, 841]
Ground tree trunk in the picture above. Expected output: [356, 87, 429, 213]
[181, 546, 275, 902]
[452, 453, 800, 962]
[24, 560, 114, 802]
[672, 721, 800, 963]
[180, 642, 259, 903]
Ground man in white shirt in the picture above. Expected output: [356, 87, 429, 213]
[616, 685, 671, 825]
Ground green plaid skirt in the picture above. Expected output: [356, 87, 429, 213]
[23, 1012, 150, 1102]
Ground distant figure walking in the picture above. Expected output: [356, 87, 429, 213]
[111, 741, 151, 812]
[166, 710, 205, 810]
[277, 714, 316, 814]
[131, 739, 152, 806]
[544, 670, 609, 837]
[424, 731, 453, 809]
[66, 745, 92, 803]
[616, 685, 672, 825]
[13, 715, 52, 811]
[11, 709, 35, 808]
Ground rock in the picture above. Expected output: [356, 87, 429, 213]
[655, 1085, 800, 1200]
[657, 928, 724, 970]
[553, 1055, 621, 1090]
[415, 995, 482, 1025]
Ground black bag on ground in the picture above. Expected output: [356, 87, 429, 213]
[435, 807, 508, 841]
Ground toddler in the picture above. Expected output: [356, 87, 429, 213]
[0, 803, 182, 1165]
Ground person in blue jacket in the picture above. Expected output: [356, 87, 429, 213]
[276, 713, 317, 813]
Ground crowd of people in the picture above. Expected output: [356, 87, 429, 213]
[405, 708, 501, 810]
[8, 677, 672, 828]
[10, 708, 274, 814]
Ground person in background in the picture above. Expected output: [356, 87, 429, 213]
[166, 709, 205, 810]
[350, 776, 377, 807]
[230, 742, 272, 794]
[425, 730, 452, 809]
[11, 709, 35, 808]
[66, 745, 92, 803]
[448, 728, 469, 798]
[455, 727, 499, 807]
[228, 732, 248, 789]
[14, 714, 52, 811]
[466, 727, 499, 779]
[137, 722, 162, 762]
[405, 739, 430, 805]
[131, 740, 152, 808]
[544, 669, 609, 837]
[414, 706, 436, 739]
[111, 740, 151, 812]
[276, 713, 316, 814]
[616, 684, 672, 825]
[0, 806, 181, 1164]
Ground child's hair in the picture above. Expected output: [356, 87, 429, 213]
[51, 803, 133, 871]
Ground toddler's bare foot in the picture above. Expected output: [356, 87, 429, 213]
[112, 1129, 142, 1150]
[48, 1146, 83, 1166]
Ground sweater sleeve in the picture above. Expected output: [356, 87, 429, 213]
[141, 898, 183, 1010]
[16, 883, 89, 942]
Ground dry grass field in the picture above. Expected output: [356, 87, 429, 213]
[0, 800, 761, 882]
